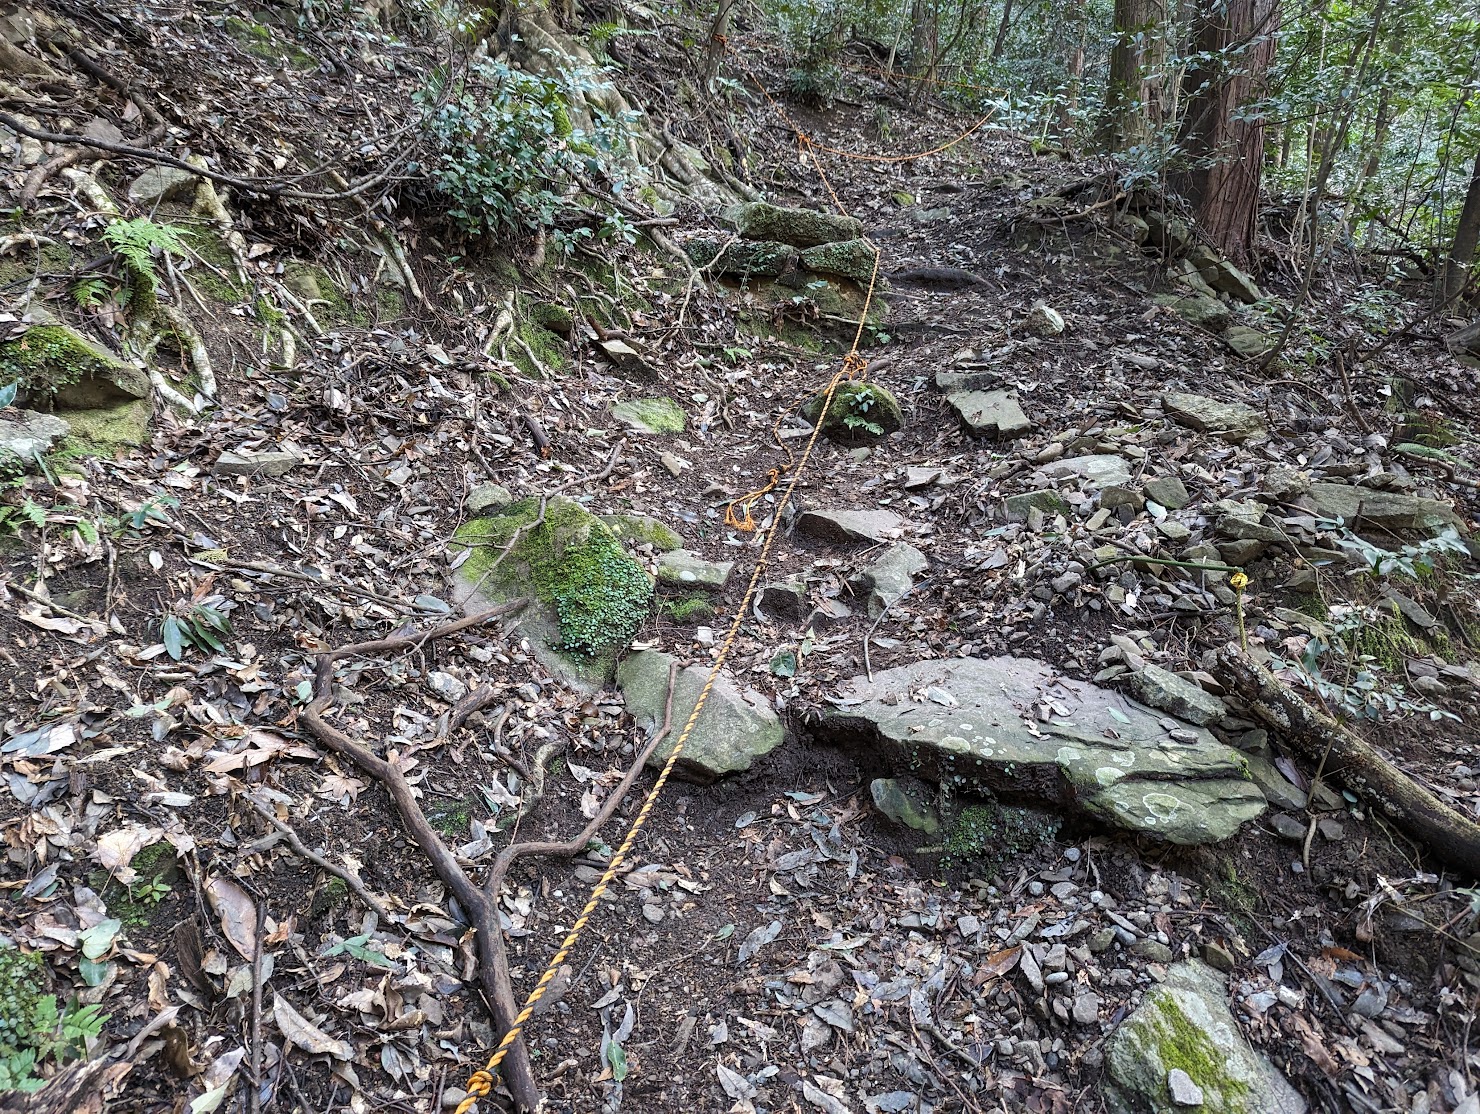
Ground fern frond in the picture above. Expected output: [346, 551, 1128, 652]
[102, 218, 187, 285]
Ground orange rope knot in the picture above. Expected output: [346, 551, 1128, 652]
[454, 1070, 494, 1114]
[842, 352, 869, 380]
[725, 467, 783, 531]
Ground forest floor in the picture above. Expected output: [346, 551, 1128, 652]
[3, 5, 1480, 1114]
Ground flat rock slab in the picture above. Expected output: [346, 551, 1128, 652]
[1038, 454, 1133, 489]
[725, 201, 862, 248]
[656, 549, 733, 590]
[850, 541, 927, 616]
[947, 389, 1032, 436]
[215, 449, 301, 477]
[1162, 392, 1266, 443]
[795, 508, 906, 544]
[1106, 960, 1307, 1114]
[617, 650, 783, 782]
[0, 410, 69, 467]
[611, 397, 685, 435]
[816, 657, 1265, 845]
[1305, 482, 1462, 535]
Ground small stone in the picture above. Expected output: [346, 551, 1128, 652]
[957, 914, 981, 936]
[1051, 571, 1082, 595]
[1026, 302, 1066, 336]
[1101, 486, 1145, 513]
[214, 449, 300, 478]
[1223, 325, 1277, 359]
[869, 777, 941, 834]
[426, 671, 468, 702]
[799, 238, 879, 284]
[1131, 939, 1174, 963]
[756, 579, 808, 621]
[1144, 475, 1191, 510]
[442, 1088, 469, 1109]
[1038, 454, 1133, 489]
[1270, 813, 1306, 840]
[1157, 521, 1191, 541]
[1072, 993, 1101, 1025]
[1167, 1068, 1204, 1107]
[467, 484, 514, 513]
[1202, 941, 1236, 972]
[1035, 442, 1066, 463]
[1087, 928, 1117, 953]
[1154, 293, 1232, 332]
[1317, 818, 1345, 841]
[641, 903, 664, 923]
[656, 549, 733, 591]
[660, 452, 688, 476]
[852, 542, 928, 616]
[1006, 490, 1070, 523]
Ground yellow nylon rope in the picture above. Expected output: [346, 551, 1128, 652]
[456, 40, 916, 1113]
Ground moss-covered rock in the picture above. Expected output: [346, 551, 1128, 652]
[802, 381, 903, 444]
[0, 324, 148, 409]
[602, 513, 684, 551]
[612, 397, 685, 435]
[59, 400, 152, 456]
[799, 238, 880, 285]
[724, 201, 863, 248]
[686, 238, 798, 279]
[1106, 960, 1305, 1114]
[452, 496, 653, 688]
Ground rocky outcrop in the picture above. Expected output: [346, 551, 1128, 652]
[816, 657, 1266, 845]
[617, 649, 783, 782]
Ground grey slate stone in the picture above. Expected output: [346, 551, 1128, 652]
[1162, 391, 1267, 442]
[1121, 665, 1227, 726]
[1039, 454, 1134, 488]
[1305, 482, 1462, 535]
[947, 389, 1032, 436]
[816, 657, 1265, 845]
[1145, 475, 1191, 510]
[795, 507, 906, 544]
[617, 650, 783, 782]
[0, 410, 69, 468]
[870, 777, 941, 834]
[214, 449, 300, 477]
[850, 542, 927, 617]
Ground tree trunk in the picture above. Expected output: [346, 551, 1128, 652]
[907, 0, 938, 104]
[702, 0, 736, 91]
[1442, 149, 1480, 303]
[1100, 0, 1166, 151]
[1171, 0, 1281, 263]
[990, 0, 1014, 61]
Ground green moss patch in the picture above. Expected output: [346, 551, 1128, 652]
[454, 496, 652, 661]
[511, 320, 566, 377]
[60, 400, 151, 456]
[0, 325, 147, 407]
[664, 594, 716, 622]
[942, 800, 1062, 871]
[225, 17, 316, 67]
[611, 397, 685, 435]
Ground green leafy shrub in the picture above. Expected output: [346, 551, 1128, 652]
[414, 58, 632, 236]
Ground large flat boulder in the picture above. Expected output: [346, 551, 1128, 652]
[948, 389, 1032, 437]
[816, 657, 1265, 845]
[795, 507, 906, 544]
[2, 323, 149, 409]
[617, 650, 783, 782]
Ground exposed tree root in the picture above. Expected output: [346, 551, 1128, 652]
[1217, 642, 1480, 879]
[298, 603, 677, 1111]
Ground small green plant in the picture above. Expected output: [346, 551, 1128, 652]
[1330, 524, 1469, 580]
[69, 276, 111, 309]
[102, 218, 187, 291]
[941, 800, 1062, 871]
[0, 946, 108, 1094]
[129, 874, 171, 906]
[124, 492, 179, 532]
[415, 57, 632, 237]
[160, 585, 234, 660]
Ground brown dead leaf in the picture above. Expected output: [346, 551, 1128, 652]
[205, 876, 257, 961]
[272, 994, 354, 1061]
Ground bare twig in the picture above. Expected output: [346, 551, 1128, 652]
[245, 797, 394, 924]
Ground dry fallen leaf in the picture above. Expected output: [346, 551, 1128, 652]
[205, 876, 258, 961]
[95, 823, 160, 883]
[273, 994, 355, 1061]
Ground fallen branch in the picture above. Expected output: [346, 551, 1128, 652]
[299, 601, 542, 1111]
[1216, 642, 1480, 879]
[245, 796, 394, 923]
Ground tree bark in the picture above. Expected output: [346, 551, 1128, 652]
[1442, 149, 1480, 303]
[1100, 0, 1166, 152]
[1171, 0, 1281, 263]
[908, 0, 939, 89]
